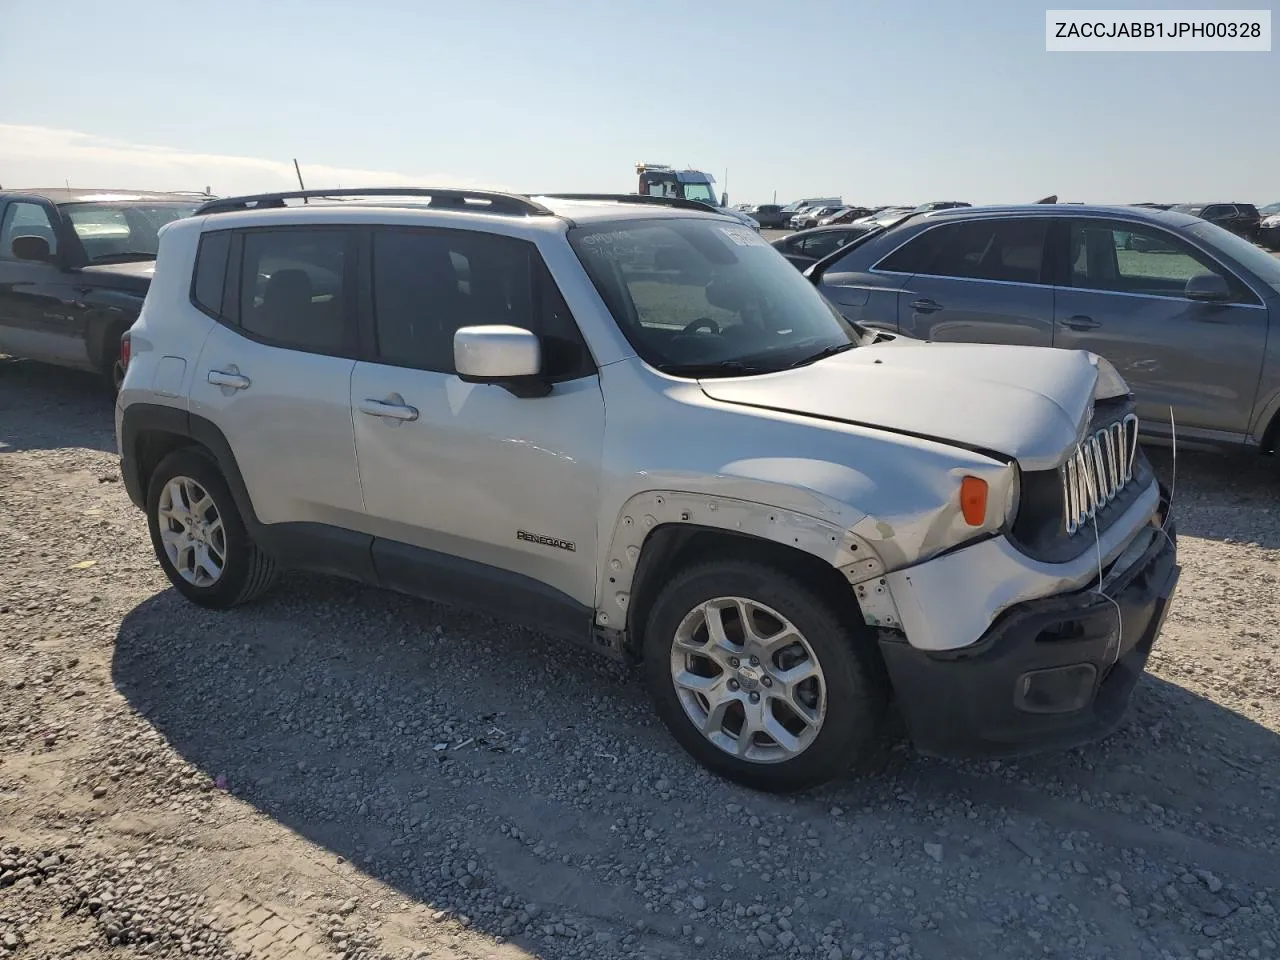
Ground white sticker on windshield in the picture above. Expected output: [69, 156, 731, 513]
[717, 226, 764, 247]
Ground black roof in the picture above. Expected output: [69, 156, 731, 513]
[0, 188, 212, 204]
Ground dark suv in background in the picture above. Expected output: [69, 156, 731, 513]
[746, 204, 789, 229]
[1170, 202, 1262, 241]
[0, 188, 205, 390]
[807, 204, 1280, 456]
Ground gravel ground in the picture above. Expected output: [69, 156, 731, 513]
[2, 357, 1279, 960]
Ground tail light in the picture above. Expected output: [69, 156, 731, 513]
[119, 332, 132, 373]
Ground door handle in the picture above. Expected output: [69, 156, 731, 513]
[359, 398, 419, 422]
[1059, 315, 1101, 331]
[207, 369, 251, 390]
[910, 298, 941, 313]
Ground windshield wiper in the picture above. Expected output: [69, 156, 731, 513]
[785, 341, 857, 369]
[659, 360, 772, 378]
[90, 252, 156, 264]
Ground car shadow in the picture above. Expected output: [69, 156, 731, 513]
[112, 576, 1280, 957]
[0, 357, 117, 454]
[1143, 444, 1280, 549]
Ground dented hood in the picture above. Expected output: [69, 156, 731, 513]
[698, 340, 1102, 471]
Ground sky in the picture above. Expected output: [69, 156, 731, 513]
[0, 0, 1276, 207]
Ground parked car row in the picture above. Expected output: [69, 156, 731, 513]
[761, 197, 1280, 249]
[110, 186, 1181, 792]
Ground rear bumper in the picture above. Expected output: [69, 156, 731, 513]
[878, 519, 1179, 759]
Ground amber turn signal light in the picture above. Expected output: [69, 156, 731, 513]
[960, 476, 988, 526]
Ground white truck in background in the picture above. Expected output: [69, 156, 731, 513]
[635, 162, 760, 230]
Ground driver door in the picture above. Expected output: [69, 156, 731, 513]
[350, 226, 605, 635]
[0, 198, 86, 366]
[1052, 218, 1267, 438]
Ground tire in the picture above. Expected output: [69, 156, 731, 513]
[145, 447, 279, 608]
[643, 559, 889, 792]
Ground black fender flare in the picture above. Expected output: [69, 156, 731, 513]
[118, 402, 265, 540]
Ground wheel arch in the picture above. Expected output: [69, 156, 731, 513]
[1260, 401, 1280, 456]
[600, 491, 891, 657]
[84, 302, 140, 379]
[119, 402, 264, 537]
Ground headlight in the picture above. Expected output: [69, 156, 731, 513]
[1089, 354, 1131, 400]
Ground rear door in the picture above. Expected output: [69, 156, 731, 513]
[187, 226, 368, 543]
[885, 217, 1056, 346]
[1051, 217, 1267, 437]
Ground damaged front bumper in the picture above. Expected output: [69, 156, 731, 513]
[875, 496, 1179, 759]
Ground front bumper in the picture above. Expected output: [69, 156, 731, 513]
[878, 518, 1179, 759]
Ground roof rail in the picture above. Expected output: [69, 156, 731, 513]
[534, 192, 723, 215]
[194, 187, 554, 218]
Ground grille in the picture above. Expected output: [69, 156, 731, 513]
[1061, 413, 1140, 535]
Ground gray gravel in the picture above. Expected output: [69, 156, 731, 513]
[1, 357, 1279, 960]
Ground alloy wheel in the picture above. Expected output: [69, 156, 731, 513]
[669, 596, 827, 763]
[156, 475, 226, 587]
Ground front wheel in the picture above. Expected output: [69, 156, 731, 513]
[643, 559, 889, 792]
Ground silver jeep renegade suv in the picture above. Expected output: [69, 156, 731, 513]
[115, 188, 1180, 791]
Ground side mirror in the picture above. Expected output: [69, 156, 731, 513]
[1185, 272, 1230, 302]
[453, 325, 550, 398]
[12, 235, 53, 263]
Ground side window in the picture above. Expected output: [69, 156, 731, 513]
[238, 229, 350, 354]
[926, 219, 1050, 284]
[372, 228, 590, 379]
[873, 225, 953, 274]
[797, 231, 848, 260]
[191, 231, 232, 317]
[1068, 220, 1248, 301]
[0, 201, 59, 259]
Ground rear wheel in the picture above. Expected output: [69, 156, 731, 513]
[643, 559, 889, 792]
[146, 448, 279, 608]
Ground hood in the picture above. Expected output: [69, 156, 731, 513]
[78, 259, 155, 293]
[697, 340, 1104, 471]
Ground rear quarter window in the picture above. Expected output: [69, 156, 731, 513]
[191, 231, 232, 317]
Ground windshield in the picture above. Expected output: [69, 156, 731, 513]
[678, 182, 718, 205]
[568, 217, 858, 377]
[1260, 202, 1280, 216]
[1187, 220, 1280, 295]
[61, 201, 197, 262]
[1172, 204, 1205, 216]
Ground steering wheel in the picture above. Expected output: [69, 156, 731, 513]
[681, 317, 720, 336]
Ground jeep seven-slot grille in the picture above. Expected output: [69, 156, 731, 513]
[1008, 398, 1151, 564]
[1061, 413, 1141, 535]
